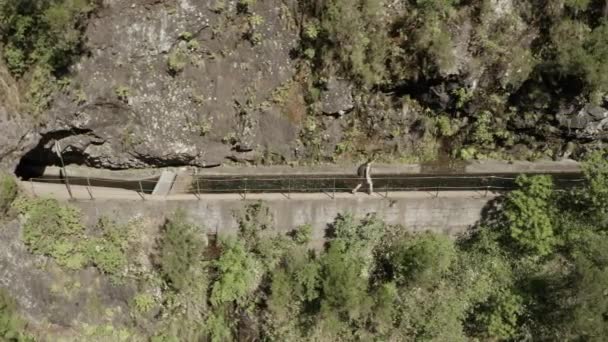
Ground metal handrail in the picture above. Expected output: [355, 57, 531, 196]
[27, 173, 587, 201]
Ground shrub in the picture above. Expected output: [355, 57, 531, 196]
[210, 238, 261, 307]
[0, 0, 96, 115]
[505, 175, 556, 256]
[167, 48, 188, 75]
[0, 0, 95, 75]
[390, 232, 457, 287]
[304, 0, 389, 87]
[0, 173, 18, 214]
[0, 289, 31, 341]
[581, 149, 608, 216]
[291, 224, 313, 245]
[114, 85, 130, 103]
[478, 289, 524, 340]
[552, 20, 608, 98]
[159, 211, 207, 292]
[132, 293, 156, 315]
[14, 197, 85, 261]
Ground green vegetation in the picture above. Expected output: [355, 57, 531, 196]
[6, 152, 608, 340]
[166, 47, 188, 75]
[114, 85, 131, 103]
[301, 0, 389, 87]
[132, 293, 156, 315]
[13, 197, 86, 269]
[14, 198, 141, 279]
[0, 173, 18, 215]
[159, 211, 207, 292]
[0, 289, 32, 341]
[0, 0, 95, 115]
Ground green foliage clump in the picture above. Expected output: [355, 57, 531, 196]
[0, 289, 32, 341]
[132, 293, 156, 315]
[85, 218, 131, 278]
[210, 238, 260, 307]
[477, 288, 524, 339]
[167, 47, 188, 75]
[504, 175, 556, 256]
[581, 149, 608, 215]
[114, 85, 130, 103]
[552, 19, 608, 98]
[159, 211, 207, 292]
[303, 0, 389, 87]
[0, 0, 95, 75]
[14, 197, 86, 268]
[0, 0, 95, 115]
[0, 173, 18, 215]
[390, 232, 456, 286]
[291, 224, 313, 245]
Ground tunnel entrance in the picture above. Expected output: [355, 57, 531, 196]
[14, 129, 91, 180]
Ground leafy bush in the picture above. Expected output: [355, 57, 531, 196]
[581, 149, 608, 215]
[390, 232, 457, 286]
[303, 0, 389, 87]
[14, 197, 86, 267]
[478, 289, 524, 340]
[132, 293, 156, 315]
[114, 85, 130, 103]
[504, 175, 556, 256]
[0, 173, 18, 214]
[0, 0, 96, 114]
[167, 48, 188, 75]
[291, 224, 313, 245]
[0, 289, 32, 341]
[159, 211, 207, 292]
[210, 238, 261, 307]
[552, 20, 608, 98]
[0, 0, 95, 75]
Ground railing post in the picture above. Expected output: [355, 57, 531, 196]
[194, 179, 201, 200]
[435, 186, 439, 198]
[332, 177, 336, 199]
[287, 178, 291, 199]
[30, 179, 36, 197]
[485, 186, 489, 197]
[138, 180, 146, 201]
[243, 178, 248, 200]
[385, 179, 389, 198]
[86, 176, 94, 200]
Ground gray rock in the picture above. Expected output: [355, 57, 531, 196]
[18, 0, 302, 170]
[557, 105, 608, 139]
[320, 78, 354, 115]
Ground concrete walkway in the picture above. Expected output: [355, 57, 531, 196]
[21, 181, 500, 203]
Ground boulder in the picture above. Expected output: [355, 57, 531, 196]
[320, 78, 354, 116]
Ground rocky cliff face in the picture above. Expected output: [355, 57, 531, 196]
[2, 0, 608, 173]
[29, 0, 303, 170]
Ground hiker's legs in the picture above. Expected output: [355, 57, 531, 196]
[366, 174, 373, 194]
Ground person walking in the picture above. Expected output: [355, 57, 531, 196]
[352, 158, 374, 195]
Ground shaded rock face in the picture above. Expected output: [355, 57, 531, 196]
[557, 105, 608, 140]
[0, 63, 37, 171]
[25, 0, 303, 169]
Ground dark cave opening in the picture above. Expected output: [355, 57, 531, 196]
[14, 129, 91, 180]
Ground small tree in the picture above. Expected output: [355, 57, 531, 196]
[160, 211, 207, 292]
[210, 238, 261, 307]
[581, 150, 608, 216]
[390, 232, 457, 287]
[504, 175, 556, 256]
